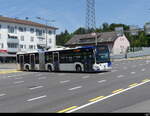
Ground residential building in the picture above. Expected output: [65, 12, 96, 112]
[65, 32, 130, 55]
[0, 16, 58, 63]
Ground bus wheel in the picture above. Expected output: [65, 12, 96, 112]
[76, 65, 82, 72]
[26, 66, 29, 71]
[48, 65, 52, 72]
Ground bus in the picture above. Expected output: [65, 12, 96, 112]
[16, 45, 112, 72]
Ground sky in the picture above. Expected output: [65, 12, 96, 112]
[0, 0, 150, 34]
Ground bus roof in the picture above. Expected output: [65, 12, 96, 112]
[17, 46, 98, 54]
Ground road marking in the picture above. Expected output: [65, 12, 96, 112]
[129, 83, 138, 87]
[29, 86, 44, 90]
[117, 75, 124, 78]
[142, 79, 150, 83]
[111, 70, 118, 73]
[141, 69, 145, 72]
[27, 95, 47, 102]
[57, 106, 78, 113]
[66, 79, 150, 113]
[69, 86, 82, 91]
[14, 81, 24, 84]
[98, 80, 106, 83]
[89, 96, 105, 102]
[131, 72, 136, 74]
[60, 80, 70, 84]
[82, 76, 90, 79]
[0, 94, 6, 97]
[112, 89, 124, 94]
[0, 70, 22, 74]
[38, 77, 47, 80]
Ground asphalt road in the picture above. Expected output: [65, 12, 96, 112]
[0, 59, 150, 113]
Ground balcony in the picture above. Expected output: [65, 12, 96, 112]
[7, 34, 19, 44]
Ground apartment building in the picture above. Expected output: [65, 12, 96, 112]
[0, 16, 58, 63]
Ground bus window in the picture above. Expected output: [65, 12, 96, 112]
[35, 53, 39, 64]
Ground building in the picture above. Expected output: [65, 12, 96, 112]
[0, 16, 58, 63]
[65, 32, 130, 55]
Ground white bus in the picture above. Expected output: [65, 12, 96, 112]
[16, 46, 112, 72]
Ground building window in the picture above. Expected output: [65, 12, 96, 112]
[7, 43, 18, 48]
[30, 28, 34, 33]
[18, 27, 24, 32]
[29, 45, 34, 49]
[20, 44, 24, 49]
[8, 26, 16, 34]
[24, 45, 26, 49]
[30, 37, 34, 42]
[36, 29, 42, 36]
[20, 36, 24, 41]
[49, 38, 51, 43]
[48, 30, 52, 35]
[0, 43, 3, 48]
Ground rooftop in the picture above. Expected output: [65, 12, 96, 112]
[0, 16, 58, 30]
[65, 32, 119, 46]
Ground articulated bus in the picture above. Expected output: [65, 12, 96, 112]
[16, 46, 112, 72]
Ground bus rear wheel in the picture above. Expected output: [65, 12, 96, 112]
[76, 65, 82, 72]
[25, 66, 29, 71]
[48, 65, 52, 72]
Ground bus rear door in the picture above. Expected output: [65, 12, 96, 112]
[30, 54, 35, 70]
[53, 52, 59, 71]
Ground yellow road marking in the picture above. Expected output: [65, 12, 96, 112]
[89, 96, 105, 102]
[0, 70, 22, 74]
[112, 89, 124, 94]
[142, 79, 150, 83]
[57, 106, 78, 113]
[129, 83, 138, 87]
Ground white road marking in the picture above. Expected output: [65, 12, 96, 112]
[117, 75, 124, 78]
[14, 81, 24, 84]
[98, 73, 105, 75]
[60, 80, 70, 84]
[141, 69, 145, 72]
[131, 72, 136, 74]
[69, 86, 82, 91]
[29, 86, 44, 90]
[38, 77, 47, 80]
[82, 76, 90, 79]
[0, 94, 6, 97]
[111, 70, 118, 73]
[27, 95, 47, 102]
[15, 77, 23, 80]
[98, 80, 106, 83]
[67, 80, 150, 113]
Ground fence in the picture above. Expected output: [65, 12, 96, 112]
[110, 47, 150, 60]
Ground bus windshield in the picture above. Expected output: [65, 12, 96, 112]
[96, 46, 110, 63]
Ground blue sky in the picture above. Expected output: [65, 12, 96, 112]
[0, 0, 150, 34]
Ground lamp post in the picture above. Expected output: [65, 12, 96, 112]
[36, 17, 55, 49]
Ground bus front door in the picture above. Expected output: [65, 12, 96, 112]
[19, 55, 24, 70]
[30, 54, 35, 70]
[53, 52, 59, 71]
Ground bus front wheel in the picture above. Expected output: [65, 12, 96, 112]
[76, 65, 82, 72]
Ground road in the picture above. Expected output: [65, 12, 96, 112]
[0, 59, 150, 113]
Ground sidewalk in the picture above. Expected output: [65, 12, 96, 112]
[112, 55, 150, 62]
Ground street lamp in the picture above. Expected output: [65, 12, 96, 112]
[36, 17, 55, 50]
